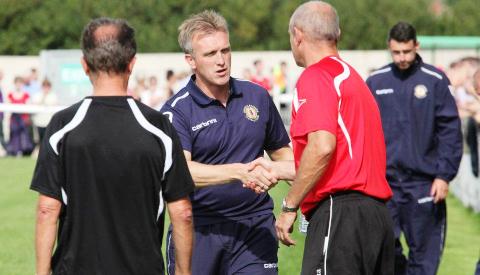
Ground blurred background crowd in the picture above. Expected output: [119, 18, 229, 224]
[1, 55, 479, 175]
[0, 58, 293, 157]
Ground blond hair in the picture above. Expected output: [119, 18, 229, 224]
[178, 10, 229, 54]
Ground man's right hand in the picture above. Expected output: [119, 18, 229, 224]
[240, 163, 278, 193]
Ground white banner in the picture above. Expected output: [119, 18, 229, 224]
[0, 103, 66, 114]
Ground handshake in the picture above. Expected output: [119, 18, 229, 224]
[241, 157, 279, 194]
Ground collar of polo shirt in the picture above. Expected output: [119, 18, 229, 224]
[187, 75, 243, 106]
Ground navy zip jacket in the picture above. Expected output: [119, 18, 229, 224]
[366, 54, 462, 183]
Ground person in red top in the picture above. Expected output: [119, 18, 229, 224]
[250, 59, 272, 92]
[276, 2, 395, 274]
[7, 76, 34, 156]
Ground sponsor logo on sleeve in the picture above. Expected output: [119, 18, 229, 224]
[375, 88, 394, 95]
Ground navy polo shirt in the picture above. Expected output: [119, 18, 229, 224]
[161, 76, 290, 225]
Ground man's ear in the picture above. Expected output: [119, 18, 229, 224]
[127, 56, 136, 74]
[293, 26, 303, 47]
[185, 53, 196, 70]
[80, 57, 90, 76]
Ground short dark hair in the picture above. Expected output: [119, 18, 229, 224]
[81, 17, 136, 74]
[42, 78, 52, 87]
[166, 70, 174, 80]
[388, 22, 417, 43]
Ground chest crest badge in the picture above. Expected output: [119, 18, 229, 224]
[414, 84, 428, 99]
[243, 105, 259, 122]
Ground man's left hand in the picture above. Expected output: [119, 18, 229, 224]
[430, 178, 449, 203]
[275, 211, 297, 246]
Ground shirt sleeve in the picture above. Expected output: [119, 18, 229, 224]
[264, 91, 291, 151]
[434, 77, 463, 182]
[160, 104, 192, 152]
[291, 70, 339, 138]
[161, 120, 195, 202]
[30, 116, 64, 201]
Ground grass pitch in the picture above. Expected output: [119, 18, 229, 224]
[0, 157, 478, 274]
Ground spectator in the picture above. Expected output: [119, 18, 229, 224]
[140, 76, 164, 110]
[23, 68, 41, 96]
[465, 69, 480, 177]
[0, 69, 6, 154]
[250, 59, 272, 92]
[173, 70, 191, 93]
[447, 57, 480, 118]
[242, 68, 252, 80]
[131, 75, 147, 100]
[273, 61, 288, 95]
[7, 76, 34, 156]
[31, 79, 58, 146]
[165, 70, 176, 99]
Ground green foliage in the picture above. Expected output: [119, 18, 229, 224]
[0, 0, 479, 54]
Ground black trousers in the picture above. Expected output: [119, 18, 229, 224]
[301, 192, 395, 275]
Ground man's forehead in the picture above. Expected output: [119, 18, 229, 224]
[193, 31, 228, 43]
[389, 39, 416, 49]
[191, 31, 230, 54]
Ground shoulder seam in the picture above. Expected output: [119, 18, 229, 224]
[236, 78, 266, 91]
[369, 67, 391, 77]
[171, 92, 190, 108]
[127, 98, 173, 179]
[420, 67, 443, 80]
[49, 98, 91, 155]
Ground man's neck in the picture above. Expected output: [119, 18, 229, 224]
[91, 73, 129, 96]
[195, 76, 230, 105]
[304, 42, 339, 68]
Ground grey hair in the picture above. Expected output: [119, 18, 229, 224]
[178, 10, 229, 54]
[81, 17, 136, 74]
[289, 1, 340, 43]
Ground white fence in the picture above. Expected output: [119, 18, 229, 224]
[451, 154, 480, 213]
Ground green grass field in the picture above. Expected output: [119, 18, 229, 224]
[0, 157, 479, 274]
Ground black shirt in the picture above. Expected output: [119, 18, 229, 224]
[31, 96, 194, 275]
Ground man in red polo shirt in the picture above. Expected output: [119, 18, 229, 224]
[276, 1, 394, 274]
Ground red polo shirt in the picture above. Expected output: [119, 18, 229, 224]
[290, 56, 392, 218]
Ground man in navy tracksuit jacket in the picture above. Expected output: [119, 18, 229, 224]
[366, 22, 462, 275]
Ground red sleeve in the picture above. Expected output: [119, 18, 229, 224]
[291, 69, 338, 138]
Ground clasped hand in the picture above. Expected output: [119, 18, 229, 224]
[241, 157, 278, 194]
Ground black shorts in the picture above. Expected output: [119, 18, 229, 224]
[301, 192, 394, 275]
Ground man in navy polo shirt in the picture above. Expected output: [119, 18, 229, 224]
[160, 10, 295, 275]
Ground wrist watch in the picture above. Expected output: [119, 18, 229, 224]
[282, 198, 298, 213]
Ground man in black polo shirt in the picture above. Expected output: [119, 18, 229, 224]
[31, 18, 194, 275]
